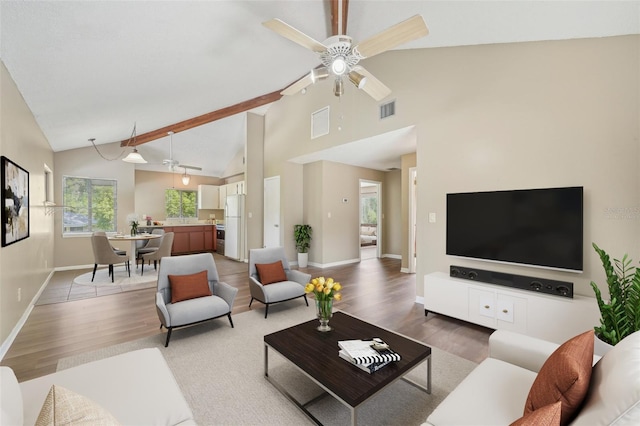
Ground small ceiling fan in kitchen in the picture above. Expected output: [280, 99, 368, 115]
[263, 0, 429, 101]
[162, 131, 202, 185]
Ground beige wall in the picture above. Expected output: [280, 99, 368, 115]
[134, 170, 224, 222]
[0, 61, 55, 344]
[245, 112, 264, 255]
[301, 161, 387, 266]
[262, 35, 640, 298]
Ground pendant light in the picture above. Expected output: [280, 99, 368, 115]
[122, 123, 147, 163]
[181, 168, 191, 186]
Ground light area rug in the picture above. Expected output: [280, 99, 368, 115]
[57, 305, 477, 425]
[72, 265, 158, 287]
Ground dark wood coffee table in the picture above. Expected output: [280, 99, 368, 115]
[264, 311, 432, 425]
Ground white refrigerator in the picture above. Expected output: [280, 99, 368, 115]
[224, 194, 245, 261]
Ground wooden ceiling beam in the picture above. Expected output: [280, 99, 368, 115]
[330, 0, 349, 36]
[120, 89, 283, 147]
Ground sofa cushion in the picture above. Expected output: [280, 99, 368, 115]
[427, 358, 537, 425]
[510, 401, 561, 426]
[524, 330, 594, 425]
[169, 270, 212, 303]
[0, 366, 23, 426]
[19, 348, 194, 426]
[35, 385, 120, 425]
[573, 329, 640, 425]
[256, 261, 287, 285]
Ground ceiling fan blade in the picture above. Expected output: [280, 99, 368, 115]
[180, 164, 202, 171]
[351, 66, 391, 101]
[263, 19, 327, 53]
[354, 15, 429, 59]
[281, 72, 315, 96]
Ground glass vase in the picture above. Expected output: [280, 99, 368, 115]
[316, 298, 333, 332]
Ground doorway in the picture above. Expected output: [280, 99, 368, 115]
[409, 167, 417, 273]
[359, 180, 381, 260]
[264, 176, 280, 247]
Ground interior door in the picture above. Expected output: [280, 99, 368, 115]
[264, 176, 281, 247]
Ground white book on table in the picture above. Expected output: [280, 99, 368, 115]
[338, 350, 390, 374]
[338, 339, 401, 365]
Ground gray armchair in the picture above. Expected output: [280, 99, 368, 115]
[156, 252, 238, 347]
[248, 247, 311, 318]
[91, 233, 130, 283]
[140, 232, 174, 275]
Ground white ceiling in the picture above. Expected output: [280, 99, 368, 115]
[1, 1, 638, 176]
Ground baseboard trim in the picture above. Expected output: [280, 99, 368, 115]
[415, 295, 425, 305]
[0, 269, 54, 361]
[308, 258, 361, 268]
[382, 254, 402, 259]
[55, 264, 94, 271]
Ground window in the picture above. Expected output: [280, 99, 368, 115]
[360, 193, 378, 225]
[165, 189, 197, 218]
[63, 176, 117, 234]
[44, 164, 53, 203]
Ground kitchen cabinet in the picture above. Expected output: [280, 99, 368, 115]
[218, 185, 227, 208]
[219, 181, 245, 207]
[163, 225, 216, 255]
[198, 185, 219, 209]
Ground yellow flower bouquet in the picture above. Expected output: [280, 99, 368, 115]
[305, 277, 342, 332]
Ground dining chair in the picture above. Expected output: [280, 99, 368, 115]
[92, 231, 126, 256]
[140, 232, 174, 276]
[91, 234, 130, 283]
[136, 228, 165, 265]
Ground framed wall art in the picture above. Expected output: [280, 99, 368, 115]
[2, 156, 29, 247]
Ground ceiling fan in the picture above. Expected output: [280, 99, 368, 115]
[263, 3, 429, 101]
[161, 131, 202, 172]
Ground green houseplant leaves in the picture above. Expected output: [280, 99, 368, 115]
[590, 243, 640, 345]
[294, 224, 312, 254]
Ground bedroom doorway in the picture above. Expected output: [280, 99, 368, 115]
[360, 180, 381, 260]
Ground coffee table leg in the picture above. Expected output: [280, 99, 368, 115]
[264, 343, 269, 377]
[351, 406, 358, 426]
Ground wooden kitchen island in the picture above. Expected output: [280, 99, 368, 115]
[139, 224, 216, 255]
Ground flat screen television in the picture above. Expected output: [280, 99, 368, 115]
[446, 186, 583, 272]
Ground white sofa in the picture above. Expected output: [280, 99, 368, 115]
[1, 348, 196, 425]
[425, 329, 640, 425]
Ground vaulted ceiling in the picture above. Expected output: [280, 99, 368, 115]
[1, 1, 638, 176]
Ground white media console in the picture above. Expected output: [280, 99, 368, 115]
[424, 272, 600, 344]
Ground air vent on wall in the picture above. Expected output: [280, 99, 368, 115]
[379, 100, 395, 119]
[311, 106, 330, 139]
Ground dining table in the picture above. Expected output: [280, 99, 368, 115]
[108, 233, 162, 269]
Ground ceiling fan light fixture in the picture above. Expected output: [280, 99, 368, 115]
[348, 71, 367, 89]
[331, 57, 347, 75]
[123, 148, 147, 163]
[334, 78, 344, 97]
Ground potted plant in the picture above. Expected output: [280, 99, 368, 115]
[294, 224, 312, 268]
[590, 243, 640, 351]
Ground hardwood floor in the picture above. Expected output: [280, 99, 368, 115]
[1, 254, 491, 382]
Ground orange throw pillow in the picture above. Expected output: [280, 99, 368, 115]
[511, 401, 561, 426]
[169, 270, 212, 303]
[255, 261, 287, 285]
[524, 330, 594, 425]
